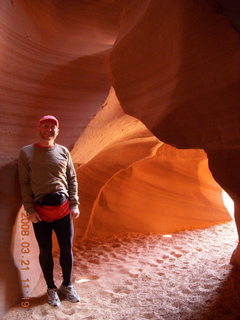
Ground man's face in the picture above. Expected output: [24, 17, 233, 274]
[38, 120, 59, 141]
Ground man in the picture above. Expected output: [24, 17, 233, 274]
[18, 115, 80, 307]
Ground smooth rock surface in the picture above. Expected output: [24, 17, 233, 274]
[1, 0, 239, 316]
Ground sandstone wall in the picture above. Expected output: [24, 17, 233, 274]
[1, 0, 239, 316]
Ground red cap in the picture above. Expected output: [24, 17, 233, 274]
[39, 115, 59, 127]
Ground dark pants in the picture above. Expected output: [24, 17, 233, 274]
[32, 214, 73, 289]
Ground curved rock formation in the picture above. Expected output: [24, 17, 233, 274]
[110, 0, 240, 149]
[86, 145, 228, 238]
[1, 0, 239, 316]
[72, 89, 230, 240]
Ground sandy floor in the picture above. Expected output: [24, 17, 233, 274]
[3, 220, 240, 320]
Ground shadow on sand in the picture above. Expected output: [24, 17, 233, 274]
[192, 266, 240, 320]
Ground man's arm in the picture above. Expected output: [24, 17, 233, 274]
[66, 151, 80, 218]
[18, 149, 41, 222]
[18, 149, 35, 214]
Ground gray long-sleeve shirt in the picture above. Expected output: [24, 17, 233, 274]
[18, 143, 79, 214]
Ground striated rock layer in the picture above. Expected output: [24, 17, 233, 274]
[110, 0, 240, 150]
[0, 0, 239, 316]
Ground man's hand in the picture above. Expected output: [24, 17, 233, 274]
[28, 212, 42, 223]
[70, 209, 80, 219]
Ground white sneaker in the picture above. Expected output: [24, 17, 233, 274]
[59, 284, 80, 302]
[47, 288, 61, 307]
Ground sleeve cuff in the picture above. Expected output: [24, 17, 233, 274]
[70, 205, 80, 213]
[26, 207, 36, 214]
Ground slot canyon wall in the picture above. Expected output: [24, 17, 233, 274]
[0, 0, 239, 316]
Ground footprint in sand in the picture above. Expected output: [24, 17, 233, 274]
[40, 309, 49, 317]
[88, 275, 99, 281]
[102, 246, 113, 252]
[111, 297, 121, 304]
[117, 266, 129, 274]
[76, 315, 95, 320]
[129, 273, 138, 279]
[156, 259, 164, 264]
[173, 246, 183, 250]
[112, 253, 126, 261]
[113, 288, 131, 294]
[143, 313, 156, 319]
[61, 307, 76, 316]
[55, 311, 73, 320]
[100, 257, 110, 263]
[88, 258, 100, 264]
[173, 246, 189, 254]
[162, 254, 169, 259]
[101, 290, 115, 298]
[111, 243, 121, 248]
[170, 251, 182, 258]
[129, 269, 142, 278]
